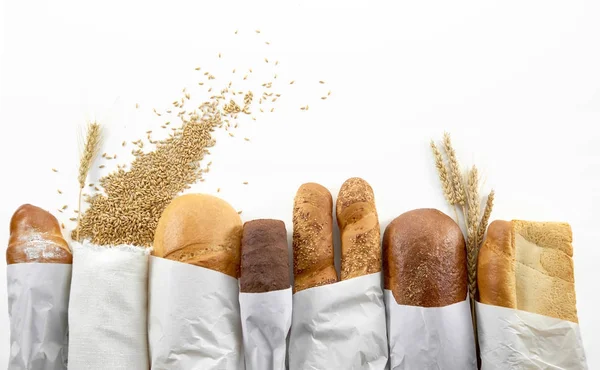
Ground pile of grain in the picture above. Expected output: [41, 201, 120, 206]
[69, 29, 330, 246]
[72, 71, 278, 246]
[72, 104, 220, 246]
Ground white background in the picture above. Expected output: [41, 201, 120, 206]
[1, 0, 599, 367]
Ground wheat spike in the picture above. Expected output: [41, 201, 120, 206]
[76, 122, 102, 240]
[443, 132, 466, 206]
[431, 140, 456, 205]
[476, 190, 495, 249]
[465, 166, 480, 298]
[78, 123, 101, 188]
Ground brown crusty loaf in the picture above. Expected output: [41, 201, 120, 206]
[7, 204, 72, 264]
[240, 219, 290, 293]
[383, 208, 467, 307]
[478, 220, 578, 322]
[336, 177, 381, 280]
[153, 194, 242, 278]
[292, 183, 338, 293]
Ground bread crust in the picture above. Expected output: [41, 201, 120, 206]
[383, 208, 467, 307]
[292, 183, 337, 292]
[240, 219, 290, 293]
[336, 177, 381, 280]
[153, 194, 242, 278]
[477, 220, 516, 307]
[7, 204, 71, 264]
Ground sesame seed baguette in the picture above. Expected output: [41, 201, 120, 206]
[336, 178, 381, 280]
[292, 183, 338, 293]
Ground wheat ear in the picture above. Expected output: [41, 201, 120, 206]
[476, 190, 495, 249]
[443, 132, 465, 206]
[465, 166, 480, 298]
[430, 140, 456, 205]
[76, 122, 102, 240]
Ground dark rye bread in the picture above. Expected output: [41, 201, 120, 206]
[383, 208, 467, 307]
[240, 219, 290, 293]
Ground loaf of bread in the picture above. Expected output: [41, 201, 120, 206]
[336, 177, 381, 280]
[292, 183, 337, 293]
[478, 220, 578, 322]
[153, 194, 242, 278]
[7, 204, 72, 264]
[383, 208, 467, 307]
[240, 219, 290, 293]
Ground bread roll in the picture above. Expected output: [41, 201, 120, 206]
[336, 177, 381, 280]
[292, 183, 337, 293]
[240, 219, 290, 293]
[478, 220, 578, 322]
[7, 204, 71, 264]
[153, 194, 242, 278]
[383, 208, 467, 307]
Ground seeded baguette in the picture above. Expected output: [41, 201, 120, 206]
[292, 183, 337, 292]
[336, 177, 381, 280]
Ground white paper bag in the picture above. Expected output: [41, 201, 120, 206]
[239, 287, 292, 370]
[476, 302, 587, 369]
[148, 256, 244, 370]
[7, 263, 71, 370]
[288, 272, 388, 370]
[385, 291, 476, 370]
[67, 242, 150, 370]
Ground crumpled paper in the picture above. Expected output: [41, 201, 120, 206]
[476, 301, 587, 369]
[148, 256, 244, 370]
[68, 242, 150, 370]
[288, 272, 388, 370]
[239, 287, 292, 370]
[385, 291, 476, 370]
[7, 263, 71, 370]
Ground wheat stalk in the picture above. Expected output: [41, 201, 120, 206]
[431, 140, 456, 205]
[465, 166, 480, 298]
[476, 190, 495, 249]
[76, 122, 102, 240]
[443, 132, 466, 206]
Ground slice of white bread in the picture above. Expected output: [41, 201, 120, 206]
[477, 220, 578, 323]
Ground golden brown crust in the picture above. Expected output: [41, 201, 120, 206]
[292, 183, 337, 293]
[383, 208, 467, 307]
[478, 219, 578, 322]
[7, 204, 71, 264]
[153, 194, 242, 278]
[336, 177, 381, 280]
[477, 220, 516, 307]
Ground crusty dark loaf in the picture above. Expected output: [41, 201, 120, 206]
[383, 208, 467, 307]
[240, 219, 290, 293]
[292, 183, 338, 293]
